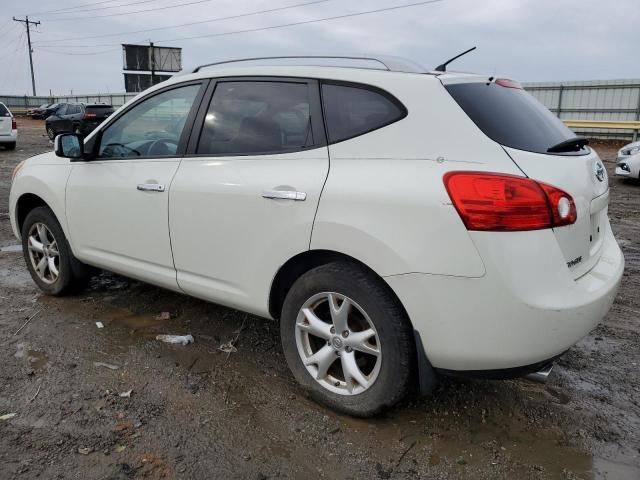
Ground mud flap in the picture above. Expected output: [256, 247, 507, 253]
[414, 330, 438, 396]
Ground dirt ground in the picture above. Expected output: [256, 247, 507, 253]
[0, 118, 639, 480]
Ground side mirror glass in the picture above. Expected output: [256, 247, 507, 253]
[54, 133, 84, 160]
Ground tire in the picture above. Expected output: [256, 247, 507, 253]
[21, 206, 93, 296]
[5, 142, 16, 150]
[46, 126, 55, 140]
[280, 261, 419, 417]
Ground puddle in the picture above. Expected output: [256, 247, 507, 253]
[101, 308, 166, 331]
[0, 244, 21, 253]
[14, 343, 48, 371]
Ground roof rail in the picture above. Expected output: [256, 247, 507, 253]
[192, 55, 427, 74]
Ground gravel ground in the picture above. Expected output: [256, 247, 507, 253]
[0, 119, 639, 480]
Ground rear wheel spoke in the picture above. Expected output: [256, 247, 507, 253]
[341, 352, 369, 393]
[304, 345, 337, 379]
[298, 308, 332, 340]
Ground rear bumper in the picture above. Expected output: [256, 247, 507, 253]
[0, 131, 17, 143]
[386, 223, 624, 371]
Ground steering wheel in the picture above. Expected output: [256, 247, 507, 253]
[102, 143, 141, 157]
[147, 139, 178, 156]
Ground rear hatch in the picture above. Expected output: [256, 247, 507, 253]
[84, 105, 114, 127]
[0, 104, 12, 136]
[443, 77, 609, 279]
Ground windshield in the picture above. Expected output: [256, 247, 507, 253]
[445, 82, 586, 155]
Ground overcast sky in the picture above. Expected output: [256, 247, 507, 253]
[0, 0, 638, 96]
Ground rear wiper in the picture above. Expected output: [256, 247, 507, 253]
[547, 136, 589, 153]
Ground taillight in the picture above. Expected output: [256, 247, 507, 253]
[495, 78, 523, 89]
[11, 118, 17, 129]
[443, 172, 577, 231]
[83, 113, 97, 119]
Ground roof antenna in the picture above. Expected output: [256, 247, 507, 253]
[435, 46, 477, 72]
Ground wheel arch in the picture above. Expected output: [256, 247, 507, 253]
[16, 193, 49, 235]
[270, 249, 437, 396]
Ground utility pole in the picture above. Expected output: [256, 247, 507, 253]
[149, 41, 155, 87]
[13, 16, 40, 96]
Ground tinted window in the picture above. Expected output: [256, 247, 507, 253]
[197, 81, 313, 155]
[445, 82, 583, 155]
[0, 104, 9, 117]
[321, 84, 405, 143]
[56, 105, 67, 116]
[98, 84, 200, 159]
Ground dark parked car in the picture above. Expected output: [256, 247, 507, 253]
[45, 103, 115, 139]
[28, 103, 54, 119]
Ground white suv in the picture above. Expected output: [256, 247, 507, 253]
[9, 57, 624, 416]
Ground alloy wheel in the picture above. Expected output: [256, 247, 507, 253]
[27, 222, 60, 284]
[295, 292, 382, 395]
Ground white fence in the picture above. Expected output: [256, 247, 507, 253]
[523, 79, 640, 141]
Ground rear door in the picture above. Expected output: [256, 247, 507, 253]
[83, 105, 115, 132]
[444, 79, 608, 278]
[169, 78, 329, 315]
[0, 104, 11, 136]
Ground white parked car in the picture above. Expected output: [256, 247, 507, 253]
[0, 102, 17, 150]
[9, 57, 624, 416]
[615, 141, 640, 179]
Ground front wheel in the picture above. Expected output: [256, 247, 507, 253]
[280, 262, 420, 417]
[21, 206, 92, 296]
[46, 126, 55, 140]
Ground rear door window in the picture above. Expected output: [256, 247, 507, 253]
[445, 82, 583, 155]
[321, 83, 406, 143]
[197, 81, 315, 155]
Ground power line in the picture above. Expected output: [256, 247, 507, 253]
[41, 0, 161, 16]
[26, 0, 135, 16]
[38, 46, 121, 56]
[44, 0, 219, 21]
[12, 16, 41, 95]
[37, 0, 330, 45]
[38, 0, 445, 48]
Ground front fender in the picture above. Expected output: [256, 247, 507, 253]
[10, 155, 73, 243]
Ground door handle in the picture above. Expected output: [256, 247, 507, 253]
[262, 190, 306, 201]
[137, 183, 165, 192]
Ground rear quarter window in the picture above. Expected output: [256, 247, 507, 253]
[0, 104, 10, 117]
[445, 82, 582, 155]
[321, 83, 406, 144]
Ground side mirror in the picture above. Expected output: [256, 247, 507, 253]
[54, 133, 85, 160]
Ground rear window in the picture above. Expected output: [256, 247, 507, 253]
[321, 83, 406, 144]
[0, 104, 10, 117]
[86, 105, 114, 113]
[445, 82, 584, 155]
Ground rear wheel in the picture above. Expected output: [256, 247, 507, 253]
[46, 126, 55, 140]
[21, 206, 92, 296]
[280, 262, 419, 416]
[5, 142, 16, 150]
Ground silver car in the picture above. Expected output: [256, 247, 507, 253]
[616, 141, 640, 179]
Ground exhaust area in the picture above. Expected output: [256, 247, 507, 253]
[524, 363, 553, 383]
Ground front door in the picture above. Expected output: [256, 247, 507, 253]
[170, 79, 329, 315]
[66, 82, 205, 290]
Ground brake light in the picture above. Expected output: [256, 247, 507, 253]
[443, 172, 577, 231]
[495, 78, 523, 89]
[83, 113, 97, 119]
[11, 118, 17, 130]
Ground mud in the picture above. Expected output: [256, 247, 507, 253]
[0, 119, 639, 479]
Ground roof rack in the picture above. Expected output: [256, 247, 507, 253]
[192, 55, 427, 74]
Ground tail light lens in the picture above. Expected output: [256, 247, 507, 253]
[11, 118, 17, 129]
[444, 171, 577, 231]
[83, 113, 97, 119]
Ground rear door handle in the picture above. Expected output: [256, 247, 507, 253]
[137, 183, 165, 192]
[262, 190, 306, 201]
